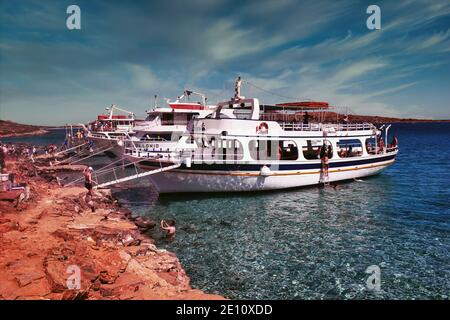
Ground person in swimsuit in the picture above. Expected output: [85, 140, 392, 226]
[161, 220, 176, 237]
[83, 167, 97, 196]
[320, 144, 329, 177]
[322, 153, 329, 176]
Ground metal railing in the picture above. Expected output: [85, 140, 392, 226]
[278, 122, 375, 132]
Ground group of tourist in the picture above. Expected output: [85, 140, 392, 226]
[0, 143, 38, 163]
[0, 141, 74, 165]
[91, 121, 114, 132]
[74, 130, 86, 140]
[366, 134, 398, 155]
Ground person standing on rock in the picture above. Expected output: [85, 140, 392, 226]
[83, 167, 97, 197]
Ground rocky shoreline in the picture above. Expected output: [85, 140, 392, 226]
[0, 129, 49, 138]
[0, 158, 224, 300]
[0, 120, 50, 138]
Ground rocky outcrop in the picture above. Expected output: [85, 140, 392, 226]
[0, 158, 224, 300]
[0, 120, 48, 138]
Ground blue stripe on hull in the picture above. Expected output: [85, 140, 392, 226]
[139, 154, 396, 171]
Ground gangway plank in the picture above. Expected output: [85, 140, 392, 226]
[68, 146, 115, 164]
[59, 145, 115, 165]
[95, 163, 181, 188]
[55, 142, 89, 157]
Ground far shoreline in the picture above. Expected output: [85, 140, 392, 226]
[0, 128, 49, 139]
[1, 118, 449, 140]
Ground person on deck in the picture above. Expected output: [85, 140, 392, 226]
[343, 115, 349, 124]
[377, 135, 384, 153]
[303, 111, 310, 125]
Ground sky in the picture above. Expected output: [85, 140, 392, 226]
[0, 0, 449, 125]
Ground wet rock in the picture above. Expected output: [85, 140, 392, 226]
[96, 189, 112, 200]
[118, 207, 132, 218]
[219, 220, 232, 227]
[133, 216, 156, 231]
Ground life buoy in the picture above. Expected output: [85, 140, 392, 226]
[257, 122, 269, 134]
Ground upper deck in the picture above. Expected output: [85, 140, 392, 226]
[89, 105, 136, 133]
[196, 97, 378, 137]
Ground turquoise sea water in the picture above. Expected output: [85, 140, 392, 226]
[4, 124, 449, 299]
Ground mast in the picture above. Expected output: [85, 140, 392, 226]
[234, 76, 244, 100]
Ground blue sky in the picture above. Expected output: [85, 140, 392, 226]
[0, 0, 449, 125]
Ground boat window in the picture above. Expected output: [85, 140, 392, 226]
[161, 113, 174, 125]
[365, 138, 376, 154]
[204, 138, 244, 161]
[172, 112, 200, 125]
[174, 113, 186, 125]
[145, 113, 158, 121]
[233, 107, 252, 120]
[249, 140, 298, 160]
[337, 139, 363, 158]
[302, 140, 322, 160]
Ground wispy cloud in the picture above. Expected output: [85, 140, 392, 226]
[0, 0, 449, 124]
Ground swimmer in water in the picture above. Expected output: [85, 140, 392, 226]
[161, 219, 176, 237]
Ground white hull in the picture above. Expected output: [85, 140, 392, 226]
[140, 157, 395, 193]
[89, 136, 124, 157]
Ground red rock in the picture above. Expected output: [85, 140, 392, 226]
[52, 229, 74, 241]
[0, 221, 20, 233]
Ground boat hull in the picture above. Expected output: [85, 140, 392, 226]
[89, 136, 124, 158]
[137, 153, 397, 193]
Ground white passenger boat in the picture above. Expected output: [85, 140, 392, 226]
[122, 78, 399, 193]
[132, 90, 218, 148]
[87, 90, 216, 157]
[86, 105, 140, 157]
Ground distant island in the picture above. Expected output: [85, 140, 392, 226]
[1, 116, 449, 138]
[0, 120, 49, 138]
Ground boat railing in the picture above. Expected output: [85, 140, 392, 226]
[278, 122, 375, 132]
[89, 132, 108, 138]
[124, 145, 246, 163]
[139, 136, 170, 142]
[386, 146, 399, 153]
[185, 150, 245, 162]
